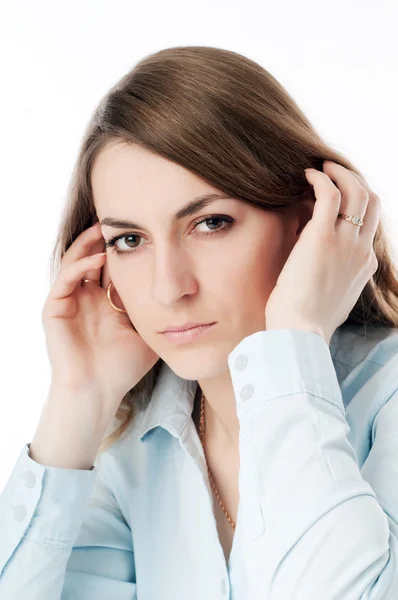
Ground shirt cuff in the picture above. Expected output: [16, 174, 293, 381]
[227, 328, 344, 419]
[1, 443, 98, 550]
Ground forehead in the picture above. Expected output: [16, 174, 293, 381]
[91, 141, 215, 211]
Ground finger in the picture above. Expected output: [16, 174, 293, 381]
[356, 190, 381, 243]
[84, 249, 106, 288]
[341, 169, 382, 242]
[61, 222, 105, 268]
[347, 169, 375, 197]
[61, 221, 106, 286]
[322, 161, 369, 236]
[50, 253, 106, 301]
[304, 168, 341, 232]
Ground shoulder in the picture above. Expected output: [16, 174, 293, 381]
[333, 324, 398, 389]
[333, 323, 398, 369]
[95, 408, 148, 466]
[333, 323, 398, 428]
[92, 406, 153, 502]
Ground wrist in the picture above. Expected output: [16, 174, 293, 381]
[265, 318, 327, 342]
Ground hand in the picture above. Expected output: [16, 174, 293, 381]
[264, 161, 381, 345]
[41, 221, 160, 409]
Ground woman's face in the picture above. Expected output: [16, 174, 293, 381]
[91, 141, 314, 380]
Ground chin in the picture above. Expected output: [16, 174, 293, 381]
[164, 349, 226, 381]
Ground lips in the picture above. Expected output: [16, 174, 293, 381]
[161, 323, 216, 344]
[161, 322, 215, 333]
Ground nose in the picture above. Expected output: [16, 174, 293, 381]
[151, 247, 198, 305]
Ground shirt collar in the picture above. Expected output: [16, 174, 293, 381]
[137, 361, 199, 442]
[137, 327, 341, 442]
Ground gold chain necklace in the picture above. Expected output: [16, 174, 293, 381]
[198, 391, 236, 530]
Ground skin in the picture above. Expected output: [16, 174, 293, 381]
[91, 141, 315, 454]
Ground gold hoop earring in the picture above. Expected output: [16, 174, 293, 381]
[107, 281, 127, 313]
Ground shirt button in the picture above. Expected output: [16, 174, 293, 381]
[220, 578, 227, 595]
[13, 504, 27, 521]
[234, 354, 248, 371]
[240, 384, 254, 401]
[22, 470, 36, 488]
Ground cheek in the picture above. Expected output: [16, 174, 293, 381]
[234, 238, 289, 311]
[231, 237, 284, 284]
[208, 246, 274, 319]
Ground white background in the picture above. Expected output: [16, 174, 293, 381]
[0, 0, 397, 491]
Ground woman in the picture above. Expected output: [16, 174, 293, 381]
[0, 45, 397, 599]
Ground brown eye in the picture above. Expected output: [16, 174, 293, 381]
[105, 233, 145, 256]
[115, 234, 141, 250]
[105, 214, 235, 257]
[192, 215, 234, 236]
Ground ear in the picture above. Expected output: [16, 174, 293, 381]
[100, 258, 111, 289]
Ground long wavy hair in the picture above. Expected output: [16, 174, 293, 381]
[48, 46, 398, 456]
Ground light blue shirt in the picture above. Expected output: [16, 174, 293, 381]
[1, 324, 398, 599]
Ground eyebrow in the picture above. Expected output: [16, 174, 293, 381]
[100, 193, 231, 230]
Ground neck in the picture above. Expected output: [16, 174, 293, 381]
[192, 374, 240, 450]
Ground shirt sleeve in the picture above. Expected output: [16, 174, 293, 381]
[228, 328, 398, 600]
[0, 443, 137, 600]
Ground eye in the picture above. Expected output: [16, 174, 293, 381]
[104, 214, 235, 257]
[193, 215, 234, 236]
[105, 233, 142, 255]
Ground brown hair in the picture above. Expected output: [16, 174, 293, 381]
[48, 45, 398, 456]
